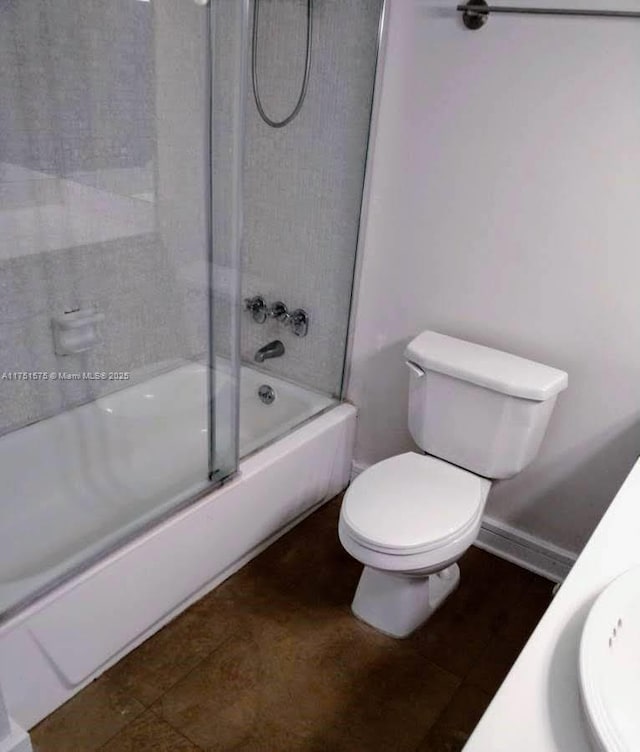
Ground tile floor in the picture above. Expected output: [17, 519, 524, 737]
[31, 495, 554, 752]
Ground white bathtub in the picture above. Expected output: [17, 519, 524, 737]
[0, 362, 355, 728]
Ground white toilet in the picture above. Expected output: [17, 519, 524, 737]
[339, 330, 568, 638]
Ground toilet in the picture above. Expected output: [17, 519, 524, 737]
[339, 330, 568, 638]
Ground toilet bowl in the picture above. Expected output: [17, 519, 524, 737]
[339, 330, 568, 638]
[339, 452, 491, 637]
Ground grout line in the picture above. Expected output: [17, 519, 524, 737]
[148, 696, 208, 752]
[159, 717, 207, 752]
[413, 680, 494, 752]
[90, 681, 147, 752]
[106, 606, 240, 709]
[143, 630, 237, 708]
[91, 706, 205, 752]
[456, 574, 551, 696]
[415, 654, 464, 687]
[153, 710, 207, 752]
[409, 672, 464, 752]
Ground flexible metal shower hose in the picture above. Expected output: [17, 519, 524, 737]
[251, 0, 313, 129]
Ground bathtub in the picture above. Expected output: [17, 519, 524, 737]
[0, 362, 355, 728]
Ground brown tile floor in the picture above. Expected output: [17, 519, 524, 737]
[31, 495, 553, 752]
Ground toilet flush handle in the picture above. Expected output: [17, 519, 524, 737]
[405, 360, 425, 378]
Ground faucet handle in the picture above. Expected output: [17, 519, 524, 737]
[244, 295, 267, 324]
[268, 301, 289, 322]
[287, 308, 309, 337]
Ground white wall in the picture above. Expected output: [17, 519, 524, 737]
[348, 0, 640, 555]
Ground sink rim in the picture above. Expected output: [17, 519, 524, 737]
[579, 565, 640, 752]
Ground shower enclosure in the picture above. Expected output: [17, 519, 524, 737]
[0, 0, 383, 732]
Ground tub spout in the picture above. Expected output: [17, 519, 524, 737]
[254, 340, 285, 363]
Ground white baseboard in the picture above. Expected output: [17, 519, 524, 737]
[475, 515, 576, 583]
[349, 460, 576, 583]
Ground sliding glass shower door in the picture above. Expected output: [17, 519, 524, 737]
[0, 0, 243, 621]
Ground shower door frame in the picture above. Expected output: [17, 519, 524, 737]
[207, 0, 246, 486]
[340, 0, 390, 400]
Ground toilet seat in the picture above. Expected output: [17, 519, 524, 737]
[341, 453, 489, 557]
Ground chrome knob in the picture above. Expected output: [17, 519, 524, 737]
[287, 308, 309, 337]
[244, 295, 267, 324]
[268, 301, 289, 322]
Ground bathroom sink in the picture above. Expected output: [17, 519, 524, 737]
[579, 566, 640, 752]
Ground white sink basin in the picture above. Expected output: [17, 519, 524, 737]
[579, 566, 640, 752]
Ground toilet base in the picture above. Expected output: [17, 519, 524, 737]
[351, 564, 460, 638]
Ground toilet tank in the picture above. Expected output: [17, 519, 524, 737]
[405, 331, 568, 479]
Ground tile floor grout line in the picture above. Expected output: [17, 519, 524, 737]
[417, 655, 464, 687]
[145, 631, 238, 716]
[109, 624, 239, 711]
[451, 610, 518, 692]
[494, 574, 553, 644]
[154, 714, 207, 752]
[91, 705, 206, 752]
[421, 673, 465, 746]
[147, 700, 208, 752]
[89, 689, 147, 752]
[456, 576, 550, 692]
[412, 679, 493, 752]
[426, 639, 492, 687]
[162, 719, 207, 752]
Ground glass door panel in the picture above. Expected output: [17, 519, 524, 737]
[0, 0, 242, 621]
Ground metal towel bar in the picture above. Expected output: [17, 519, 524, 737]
[457, 1, 640, 29]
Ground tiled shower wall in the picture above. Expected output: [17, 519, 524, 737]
[240, 0, 383, 396]
[0, 237, 204, 434]
[0, 1, 153, 175]
[0, 0, 382, 435]
[0, 1, 209, 435]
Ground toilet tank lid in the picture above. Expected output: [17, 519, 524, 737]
[405, 331, 568, 401]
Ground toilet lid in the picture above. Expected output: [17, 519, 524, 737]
[341, 453, 488, 555]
